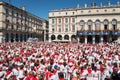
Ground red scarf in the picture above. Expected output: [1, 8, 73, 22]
[6, 70, 11, 76]
[88, 69, 92, 74]
[59, 78, 64, 80]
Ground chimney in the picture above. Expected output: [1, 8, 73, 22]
[100, 2, 103, 7]
[108, 0, 111, 6]
[117, 1, 120, 6]
[21, 6, 26, 11]
[77, 4, 80, 8]
[85, 4, 87, 8]
[91, 2, 96, 7]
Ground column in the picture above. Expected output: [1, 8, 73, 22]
[49, 36, 51, 42]
[101, 23, 104, 31]
[69, 36, 71, 42]
[85, 23, 87, 31]
[26, 34, 27, 41]
[85, 36, 87, 43]
[18, 34, 20, 42]
[77, 37, 80, 43]
[92, 36, 95, 44]
[85, 22, 87, 44]
[44, 30, 46, 42]
[69, 16, 71, 31]
[22, 34, 24, 42]
[0, 33, 3, 43]
[62, 16, 64, 31]
[109, 22, 112, 30]
[56, 17, 58, 31]
[100, 36, 103, 43]
[14, 33, 16, 42]
[92, 23, 95, 31]
[9, 33, 11, 42]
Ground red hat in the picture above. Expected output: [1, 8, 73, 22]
[0, 67, 2, 71]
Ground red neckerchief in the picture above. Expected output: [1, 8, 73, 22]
[94, 69, 98, 72]
[6, 70, 11, 76]
[88, 69, 92, 74]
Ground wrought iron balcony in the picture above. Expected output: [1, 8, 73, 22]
[112, 29, 119, 32]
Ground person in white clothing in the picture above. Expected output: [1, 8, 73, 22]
[17, 65, 25, 80]
[92, 67, 101, 80]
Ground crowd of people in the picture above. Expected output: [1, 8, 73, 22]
[0, 41, 120, 80]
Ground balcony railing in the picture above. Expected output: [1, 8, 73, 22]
[112, 29, 119, 32]
[78, 30, 102, 32]
[103, 29, 109, 32]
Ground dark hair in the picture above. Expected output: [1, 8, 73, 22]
[58, 72, 64, 78]
[48, 65, 52, 71]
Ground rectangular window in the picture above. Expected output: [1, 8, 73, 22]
[65, 25, 68, 32]
[11, 25, 14, 29]
[52, 18, 55, 24]
[72, 25, 75, 32]
[81, 25, 84, 30]
[58, 25, 61, 32]
[88, 25, 92, 30]
[52, 28, 55, 32]
[6, 8, 9, 17]
[58, 18, 61, 24]
[113, 25, 116, 30]
[72, 18, 75, 23]
[96, 24, 100, 30]
[65, 18, 68, 23]
[6, 8, 9, 14]
[52, 25, 55, 32]
[6, 24, 8, 29]
[16, 25, 19, 30]
[16, 12, 18, 17]
[12, 10, 14, 16]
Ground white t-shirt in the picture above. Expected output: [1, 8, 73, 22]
[17, 70, 24, 79]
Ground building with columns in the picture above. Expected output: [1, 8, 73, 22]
[49, 2, 120, 43]
[0, 1, 48, 43]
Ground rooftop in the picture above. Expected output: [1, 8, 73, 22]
[50, 1, 120, 12]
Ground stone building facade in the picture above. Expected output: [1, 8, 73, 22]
[0, 1, 48, 43]
[49, 2, 120, 43]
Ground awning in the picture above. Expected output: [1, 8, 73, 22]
[118, 31, 120, 36]
[52, 39, 70, 42]
[82, 32, 88, 35]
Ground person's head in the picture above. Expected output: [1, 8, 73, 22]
[20, 65, 24, 70]
[63, 62, 67, 67]
[48, 65, 52, 71]
[31, 66, 34, 70]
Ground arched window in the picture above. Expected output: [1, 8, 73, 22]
[11, 33, 14, 42]
[16, 34, 19, 42]
[80, 20, 85, 30]
[5, 33, 9, 42]
[20, 34, 23, 42]
[57, 35, 62, 40]
[51, 35, 56, 40]
[64, 35, 69, 40]
[24, 34, 26, 41]
[87, 20, 93, 30]
[112, 19, 117, 30]
[103, 19, 109, 30]
[95, 20, 101, 30]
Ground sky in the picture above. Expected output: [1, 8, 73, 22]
[3, 0, 120, 19]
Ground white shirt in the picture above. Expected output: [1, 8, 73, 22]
[17, 70, 24, 79]
[12, 68, 19, 76]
